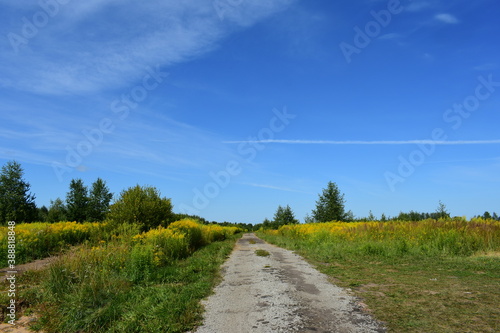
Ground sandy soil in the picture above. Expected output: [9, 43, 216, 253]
[1, 258, 55, 332]
[195, 233, 386, 333]
[0, 316, 39, 333]
[0, 256, 56, 283]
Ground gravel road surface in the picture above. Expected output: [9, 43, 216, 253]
[195, 233, 386, 333]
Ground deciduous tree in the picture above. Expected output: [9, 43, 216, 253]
[47, 198, 68, 222]
[107, 185, 173, 231]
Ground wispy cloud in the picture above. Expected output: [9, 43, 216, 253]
[435, 13, 460, 24]
[224, 139, 500, 145]
[378, 33, 400, 40]
[0, 0, 296, 95]
[405, 1, 432, 13]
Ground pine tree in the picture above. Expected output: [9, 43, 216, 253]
[262, 218, 272, 229]
[435, 200, 450, 219]
[38, 205, 49, 222]
[87, 178, 113, 222]
[66, 179, 89, 222]
[311, 181, 347, 222]
[273, 205, 299, 228]
[0, 161, 37, 224]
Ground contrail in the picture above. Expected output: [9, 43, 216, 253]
[223, 139, 500, 145]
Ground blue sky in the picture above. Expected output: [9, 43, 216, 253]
[1, 0, 499, 223]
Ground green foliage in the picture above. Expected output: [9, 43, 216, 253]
[255, 249, 270, 257]
[107, 185, 174, 231]
[168, 219, 204, 250]
[312, 181, 347, 222]
[31, 230, 240, 333]
[87, 178, 113, 222]
[435, 200, 450, 219]
[47, 198, 67, 222]
[126, 244, 155, 283]
[38, 205, 48, 222]
[0, 221, 109, 266]
[259, 225, 500, 333]
[66, 179, 89, 222]
[273, 205, 299, 227]
[0, 160, 37, 224]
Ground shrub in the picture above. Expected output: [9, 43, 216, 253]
[168, 219, 204, 250]
[107, 185, 174, 231]
[133, 227, 189, 264]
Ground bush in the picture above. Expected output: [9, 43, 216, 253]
[107, 185, 174, 231]
[133, 227, 190, 264]
[168, 219, 204, 250]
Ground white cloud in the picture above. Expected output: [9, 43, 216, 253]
[435, 13, 459, 24]
[0, 0, 295, 95]
[405, 1, 432, 13]
[378, 33, 400, 40]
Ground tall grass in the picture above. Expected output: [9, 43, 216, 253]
[259, 218, 500, 332]
[0, 221, 109, 266]
[32, 219, 242, 332]
[267, 218, 500, 258]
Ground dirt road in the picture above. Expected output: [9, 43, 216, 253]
[195, 233, 386, 333]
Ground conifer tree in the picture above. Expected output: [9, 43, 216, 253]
[87, 178, 113, 222]
[311, 181, 347, 222]
[0, 161, 37, 224]
[66, 178, 89, 222]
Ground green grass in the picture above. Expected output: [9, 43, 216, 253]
[1, 234, 240, 332]
[255, 249, 270, 257]
[259, 232, 500, 333]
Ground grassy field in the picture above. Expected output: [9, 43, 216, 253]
[0, 221, 109, 266]
[1, 219, 242, 332]
[259, 218, 500, 333]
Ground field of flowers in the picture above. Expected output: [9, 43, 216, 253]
[260, 218, 500, 332]
[0, 221, 108, 266]
[34, 219, 242, 332]
[0, 219, 242, 332]
[266, 218, 500, 257]
[130, 219, 242, 268]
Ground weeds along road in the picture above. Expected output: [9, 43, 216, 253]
[195, 233, 386, 333]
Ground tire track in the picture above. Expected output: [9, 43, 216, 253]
[195, 233, 386, 333]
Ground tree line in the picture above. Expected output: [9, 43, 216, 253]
[0, 160, 252, 231]
[0, 161, 498, 228]
[0, 161, 115, 224]
[256, 181, 500, 230]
